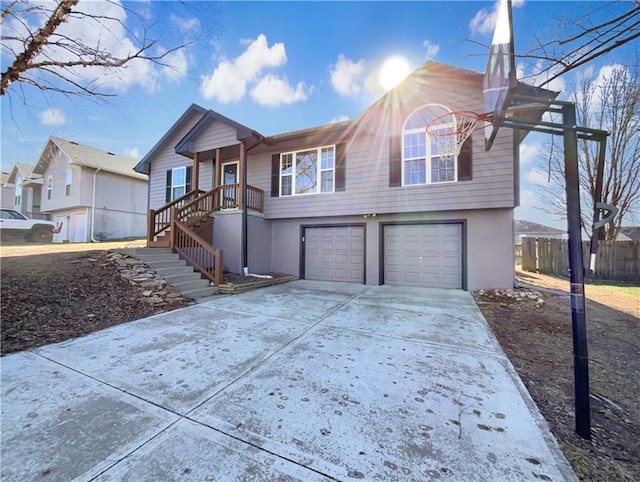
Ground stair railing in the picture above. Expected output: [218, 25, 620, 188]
[147, 189, 205, 241]
[171, 216, 223, 285]
[175, 188, 220, 226]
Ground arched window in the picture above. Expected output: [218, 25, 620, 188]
[402, 104, 457, 185]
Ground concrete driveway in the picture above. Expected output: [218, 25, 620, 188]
[1, 280, 576, 481]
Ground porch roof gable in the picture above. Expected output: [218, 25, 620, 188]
[134, 104, 208, 174]
[174, 109, 265, 159]
[4, 162, 37, 186]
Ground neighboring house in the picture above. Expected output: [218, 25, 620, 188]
[515, 219, 566, 242]
[1, 172, 15, 208]
[136, 61, 556, 290]
[32, 137, 148, 243]
[3, 162, 46, 217]
[617, 227, 640, 241]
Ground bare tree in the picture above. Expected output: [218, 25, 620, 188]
[538, 62, 640, 239]
[1, 0, 191, 98]
[519, 1, 639, 87]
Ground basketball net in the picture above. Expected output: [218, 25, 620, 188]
[425, 111, 486, 157]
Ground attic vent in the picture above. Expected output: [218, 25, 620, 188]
[70, 141, 79, 145]
[107, 152, 115, 156]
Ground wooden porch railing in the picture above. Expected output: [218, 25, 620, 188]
[171, 218, 223, 285]
[147, 190, 205, 241]
[215, 183, 264, 212]
[247, 185, 264, 212]
[175, 189, 219, 226]
[147, 185, 264, 281]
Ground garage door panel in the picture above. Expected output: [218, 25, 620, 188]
[305, 226, 364, 283]
[384, 224, 462, 289]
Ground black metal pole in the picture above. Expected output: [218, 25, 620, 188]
[562, 103, 591, 439]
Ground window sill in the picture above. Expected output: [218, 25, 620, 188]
[401, 180, 459, 187]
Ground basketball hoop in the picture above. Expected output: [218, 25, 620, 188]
[425, 111, 488, 157]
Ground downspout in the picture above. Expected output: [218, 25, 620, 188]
[242, 137, 264, 274]
[91, 168, 101, 242]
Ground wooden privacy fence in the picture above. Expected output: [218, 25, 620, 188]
[521, 237, 640, 281]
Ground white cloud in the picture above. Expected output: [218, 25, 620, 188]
[469, 4, 497, 36]
[170, 14, 200, 32]
[470, 0, 524, 36]
[161, 49, 189, 82]
[519, 141, 541, 165]
[2, 2, 216, 96]
[519, 188, 538, 208]
[330, 54, 366, 97]
[250, 75, 308, 106]
[423, 40, 440, 60]
[200, 34, 287, 103]
[46, 0, 159, 93]
[330, 115, 350, 123]
[525, 168, 550, 185]
[124, 147, 140, 159]
[575, 63, 627, 114]
[39, 108, 67, 126]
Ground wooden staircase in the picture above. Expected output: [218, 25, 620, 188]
[146, 185, 264, 286]
[132, 247, 218, 300]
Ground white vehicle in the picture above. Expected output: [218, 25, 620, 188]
[0, 209, 62, 243]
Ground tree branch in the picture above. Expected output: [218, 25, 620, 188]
[1, 0, 79, 95]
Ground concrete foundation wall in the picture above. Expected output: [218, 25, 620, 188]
[212, 212, 243, 273]
[248, 215, 272, 275]
[268, 208, 514, 291]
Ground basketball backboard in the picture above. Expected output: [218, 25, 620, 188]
[483, 0, 517, 150]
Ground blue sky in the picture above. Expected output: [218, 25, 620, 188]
[1, 1, 636, 229]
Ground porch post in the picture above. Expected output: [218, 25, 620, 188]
[238, 142, 245, 208]
[193, 152, 200, 192]
[214, 148, 221, 188]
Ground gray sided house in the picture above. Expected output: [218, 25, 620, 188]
[33, 137, 148, 242]
[0, 172, 12, 208]
[136, 61, 555, 291]
[3, 162, 44, 217]
[515, 219, 566, 241]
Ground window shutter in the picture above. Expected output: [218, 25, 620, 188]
[389, 134, 402, 187]
[271, 154, 280, 197]
[458, 133, 473, 181]
[186, 165, 193, 192]
[335, 143, 347, 192]
[165, 170, 172, 203]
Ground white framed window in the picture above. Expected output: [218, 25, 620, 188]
[65, 167, 72, 196]
[165, 165, 192, 203]
[280, 145, 335, 196]
[47, 176, 53, 200]
[171, 166, 187, 199]
[14, 174, 21, 206]
[402, 104, 457, 186]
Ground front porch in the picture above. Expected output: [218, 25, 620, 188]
[139, 107, 268, 285]
[145, 182, 264, 284]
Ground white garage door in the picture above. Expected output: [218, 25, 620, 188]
[384, 223, 462, 289]
[71, 212, 87, 242]
[304, 226, 364, 283]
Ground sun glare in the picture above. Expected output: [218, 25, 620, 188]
[379, 56, 412, 91]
